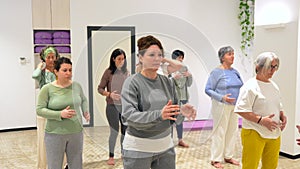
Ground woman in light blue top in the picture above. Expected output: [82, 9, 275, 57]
[205, 46, 243, 168]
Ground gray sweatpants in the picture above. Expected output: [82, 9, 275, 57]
[44, 131, 83, 169]
[122, 148, 176, 169]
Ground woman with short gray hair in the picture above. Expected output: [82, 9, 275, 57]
[234, 52, 287, 169]
[205, 46, 243, 168]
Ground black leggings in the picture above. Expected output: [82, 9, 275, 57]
[106, 104, 127, 157]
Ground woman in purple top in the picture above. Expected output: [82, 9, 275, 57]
[205, 46, 243, 168]
[97, 48, 129, 165]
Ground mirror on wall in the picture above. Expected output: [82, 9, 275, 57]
[87, 26, 135, 127]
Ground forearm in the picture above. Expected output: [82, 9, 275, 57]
[81, 97, 89, 113]
[98, 83, 111, 96]
[237, 112, 262, 123]
[205, 89, 223, 102]
[36, 107, 62, 121]
[32, 68, 42, 79]
[122, 105, 163, 129]
[163, 58, 182, 74]
[187, 75, 193, 86]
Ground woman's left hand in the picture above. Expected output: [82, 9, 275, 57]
[110, 90, 121, 101]
[280, 113, 287, 130]
[180, 104, 197, 121]
[84, 112, 90, 122]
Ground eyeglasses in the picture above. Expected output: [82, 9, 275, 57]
[269, 64, 278, 71]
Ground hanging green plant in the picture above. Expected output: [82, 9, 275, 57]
[238, 0, 255, 56]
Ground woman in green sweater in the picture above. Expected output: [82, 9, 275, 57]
[37, 57, 90, 169]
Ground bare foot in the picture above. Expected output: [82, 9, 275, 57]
[178, 140, 189, 148]
[224, 158, 240, 166]
[107, 157, 115, 165]
[211, 161, 224, 168]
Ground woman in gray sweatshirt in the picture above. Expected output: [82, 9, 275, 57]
[121, 35, 196, 169]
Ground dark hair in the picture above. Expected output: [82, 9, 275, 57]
[54, 57, 72, 72]
[39, 46, 60, 62]
[171, 50, 184, 60]
[108, 48, 128, 74]
[137, 35, 164, 57]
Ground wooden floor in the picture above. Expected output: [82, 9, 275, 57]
[0, 126, 300, 169]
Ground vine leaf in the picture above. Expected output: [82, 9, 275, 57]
[239, 0, 255, 56]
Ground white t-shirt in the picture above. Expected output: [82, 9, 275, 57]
[234, 78, 283, 139]
[123, 132, 174, 153]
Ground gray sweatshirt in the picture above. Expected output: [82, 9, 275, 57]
[121, 73, 184, 139]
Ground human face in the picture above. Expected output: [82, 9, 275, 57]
[266, 60, 278, 79]
[139, 45, 163, 71]
[176, 56, 184, 62]
[222, 52, 234, 66]
[56, 63, 72, 81]
[45, 52, 56, 68]
[113, 54, 125, 69]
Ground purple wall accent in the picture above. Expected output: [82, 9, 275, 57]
[183, 118, 243, 131]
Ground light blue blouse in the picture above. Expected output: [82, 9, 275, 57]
[205, 67, 243, 105]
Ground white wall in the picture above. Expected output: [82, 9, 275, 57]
[70, 0, 250, 126]
[0, 0, 36, 130]
[254, 0, 300, 156]
[1, 0, 299, 157]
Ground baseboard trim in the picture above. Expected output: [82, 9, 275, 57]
[0, 127, 37, 133]
[280, 152, 300, 159]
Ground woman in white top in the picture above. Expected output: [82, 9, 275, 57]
[234, 52, 287, 169]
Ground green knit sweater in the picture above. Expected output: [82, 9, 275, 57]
[36, 82, 88, 134]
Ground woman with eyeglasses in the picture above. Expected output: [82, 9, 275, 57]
[234, 52, 287, 169]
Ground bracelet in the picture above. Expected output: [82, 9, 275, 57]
[108, 92, 111, 98]
[257, 116, 262, 124]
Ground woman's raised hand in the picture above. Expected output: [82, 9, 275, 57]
[161, 100, 180, 121]
[180, 104, 197, 121]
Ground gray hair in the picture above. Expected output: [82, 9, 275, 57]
[218, 46, 234, 63]
[255, 52, 280, 74]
